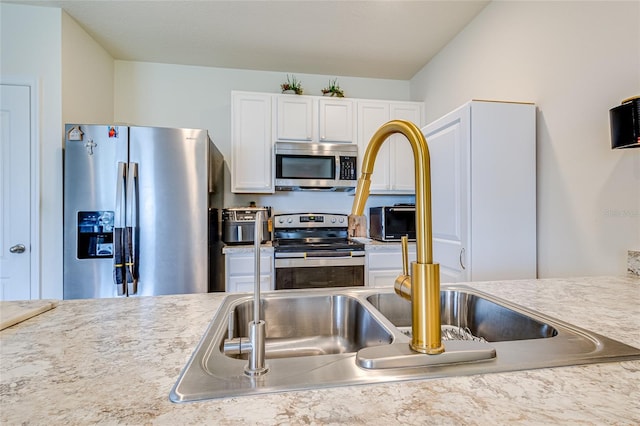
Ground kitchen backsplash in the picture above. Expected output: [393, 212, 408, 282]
[227, 191, 415, 217]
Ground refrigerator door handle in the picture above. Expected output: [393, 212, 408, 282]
[125, 162, 139, 295]
[113, 162, 127, 296]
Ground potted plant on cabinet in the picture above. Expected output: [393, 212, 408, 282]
[280, 74, 303, 95]
[321, 78, 345, 97]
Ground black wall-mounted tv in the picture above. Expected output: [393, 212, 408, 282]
[610, 96, 640, 149]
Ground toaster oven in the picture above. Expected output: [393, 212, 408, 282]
[369, 205, 416, 242]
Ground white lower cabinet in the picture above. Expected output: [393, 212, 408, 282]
[227, 275, 272, 293]
[422, 100, 537, 282]
[367, 246, 466, 286]
[366, 245, 417, 287]
[224, 250, 274, 293]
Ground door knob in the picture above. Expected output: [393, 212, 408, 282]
[9, 244, 26, 254]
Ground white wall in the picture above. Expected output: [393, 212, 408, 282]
[1, 4, 115, 299]
[411, 1, 640, 277]
[1, 3, 62, 298]
[62, 12, 114, 125]
[114, 61, 416, 213]
[8, 0, 635, 299]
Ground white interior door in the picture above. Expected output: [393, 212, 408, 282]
[0, 84, 32, 300]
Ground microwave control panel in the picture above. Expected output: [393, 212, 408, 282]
[339, 156, 357, 180]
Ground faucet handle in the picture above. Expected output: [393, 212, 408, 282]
[394, 235, 412, 301]
[401, 235, 409, 276]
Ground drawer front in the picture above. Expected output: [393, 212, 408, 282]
[368, 270, 399, 288]
[228, 254, 273, 275]
[367, 250, 416, 270]
[227, 275, 273, 293]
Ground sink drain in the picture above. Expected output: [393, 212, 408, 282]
[398, 325, 487, 343]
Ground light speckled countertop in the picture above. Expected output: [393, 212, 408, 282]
[1, 276, 639, 425]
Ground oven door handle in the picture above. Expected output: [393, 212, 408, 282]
[275, 251, 365, 259]
[305, 251, 364, 258]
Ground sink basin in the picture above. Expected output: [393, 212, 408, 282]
[223, 295, 393, 359]
[366, 291, 558, 342]
[171, 285, 640, 403]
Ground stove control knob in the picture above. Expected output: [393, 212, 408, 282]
[287, 217, 293, 223]
[339, 217, 345, 223]
[331, 217, 337, 223]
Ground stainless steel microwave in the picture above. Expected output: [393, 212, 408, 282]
[274, 142, 358, 191]
[369, 205, 416, 242]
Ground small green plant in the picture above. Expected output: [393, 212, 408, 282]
[280, 74, 303, 95]
[321, 78, 345, 97]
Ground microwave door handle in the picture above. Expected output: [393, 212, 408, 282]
[113, 162, 127, 296]
[125, 162, 139, 296]
[389, 207, 415, 212]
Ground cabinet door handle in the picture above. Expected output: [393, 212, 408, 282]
[459, 248, 466, 270]
[10, 244, 26, 254]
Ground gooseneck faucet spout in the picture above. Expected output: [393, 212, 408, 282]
[350, 120, 444, 355]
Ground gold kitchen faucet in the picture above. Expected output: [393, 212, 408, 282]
[350, 120, 444, 355]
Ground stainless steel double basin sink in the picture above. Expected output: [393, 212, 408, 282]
[170, 285, 640, 402]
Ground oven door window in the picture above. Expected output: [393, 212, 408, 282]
[276, 265, 364, 290]
[276, 154, 335, 180]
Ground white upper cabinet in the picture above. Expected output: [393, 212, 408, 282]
[357, 100, 424, 193]
[422, 100, 537, 282]
[390, 103, 423, 192]
[318, 98, 355, 143]
[230, 91, 424, 194]
[358, 101, 391, 189]
[231, 91, 274, 193]
[276, 96, 314, 141]
[275, 94, 355, 144]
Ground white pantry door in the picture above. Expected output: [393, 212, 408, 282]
[0, 84, 32, 300]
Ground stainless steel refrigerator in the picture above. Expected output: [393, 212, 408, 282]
[63, 124, 224, 299]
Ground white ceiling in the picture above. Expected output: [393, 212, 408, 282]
[7, 0, 490, 80]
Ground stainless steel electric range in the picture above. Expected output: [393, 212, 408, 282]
[271, 213, 365, 290]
